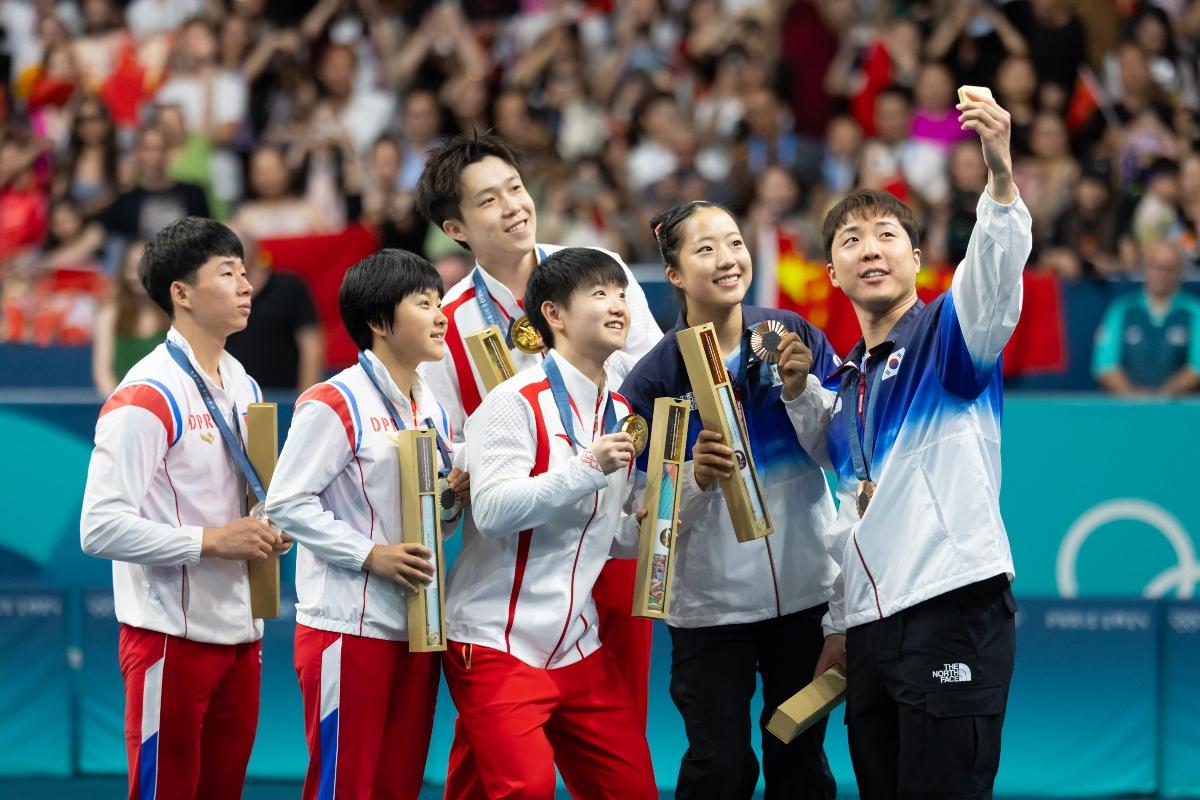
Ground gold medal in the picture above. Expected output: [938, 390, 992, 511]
[751, 320, 787, 364]
[509, 315, 544, 355]
[618, 414, 649, 458]
[855, 479, 875, 518]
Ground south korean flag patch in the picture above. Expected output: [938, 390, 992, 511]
[881, 348, 906, 382]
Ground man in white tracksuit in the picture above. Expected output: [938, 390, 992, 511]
[81, 218, 288, 800]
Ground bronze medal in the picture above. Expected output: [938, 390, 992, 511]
[439, 476, 464, 524]
[509, 315, 544, 355]
[855, 479, 875, 518]
[618, 414, 649, 458]
[750, 320, 787, 364]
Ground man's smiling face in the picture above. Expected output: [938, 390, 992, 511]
[827, 212, 921, 315]
[444, 155, 537, 261]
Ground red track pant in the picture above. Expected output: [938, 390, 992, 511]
[119, 624, 260, 800]
[591, 557, 653, 728]
[442, 641, 657, 800]
[294, 624, 440, 800]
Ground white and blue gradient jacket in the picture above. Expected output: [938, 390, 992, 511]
[786, 190, 1033, 633]
[620, 306, 842, 629]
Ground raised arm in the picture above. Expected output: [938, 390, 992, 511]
[941, 91, 1033, 396]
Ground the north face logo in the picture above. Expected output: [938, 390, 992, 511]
[932, 663, 972, 683]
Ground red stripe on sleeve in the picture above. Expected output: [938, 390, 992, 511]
[443, 288, 484, 417]
[297, 383, 356, 452]
[503, 378, 552, 652]
[519, 379, 553, 477]
[610, 390, 633, 418]
[99, 384, 175, 446]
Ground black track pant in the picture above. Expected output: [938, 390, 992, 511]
[668, 605, 837, 800]
[845, 575, 1017, 800]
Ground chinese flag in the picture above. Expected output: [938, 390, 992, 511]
[771, 228, 1065, 375]
[260, 225, 380, 369]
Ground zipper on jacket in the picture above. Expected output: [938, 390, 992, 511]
[545, 393, 606, 667]
[544, 493, 600, 668]
[763, 539, 783, 616]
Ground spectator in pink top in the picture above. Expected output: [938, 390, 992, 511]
[911, 62, 971, 151]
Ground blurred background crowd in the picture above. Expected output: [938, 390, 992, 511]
[1, 0, 1198, 397]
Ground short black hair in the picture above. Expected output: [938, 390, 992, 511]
[821, 189, 919, 262]
[525, 248, 627, 348]
[139, 217, 244, 317]
[414, 132, 522, 250]
[339, 249, 443, 351]
[649, 200, 729, 311]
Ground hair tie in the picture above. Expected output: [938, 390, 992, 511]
[654, 222, 664, 241]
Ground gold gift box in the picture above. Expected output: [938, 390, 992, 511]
[632, 397, 690, 619]
[465, 324, 517, 393]
[246, 403, 280, 619]
[394, 429, 447, 653]
[767, 666, 847, 743]
[676, 323, 773, 542]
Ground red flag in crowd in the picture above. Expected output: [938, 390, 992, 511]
[260, 225, 380, 370]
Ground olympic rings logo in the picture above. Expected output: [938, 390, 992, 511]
[1057, 499, 1197, 598]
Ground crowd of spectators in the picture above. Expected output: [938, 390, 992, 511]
[0, 0, 1198, 393]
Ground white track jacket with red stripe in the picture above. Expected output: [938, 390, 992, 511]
[446, 352, 639, 669]
[419, 244, 662, 441]
[264, 351, 454, 641]
[80, 327, 264, 644]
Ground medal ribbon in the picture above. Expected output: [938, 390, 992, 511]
[726, 329, 762, 443]
[542, 352, 618, 450]
[357, 352, 452, 477]
[470, 247, 546, 349]
[844, 359, 884, 482]
[165, 340, 266, 503]
[424, 416, 454, 473]
[735, 328, 753, 388]
[471, 269, 514, 348]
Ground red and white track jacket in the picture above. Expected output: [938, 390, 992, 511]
[420, 244, 663, 441]
[80, 328, 264, 644]
[446, 352, 639, 669]
[264, 350, 454, 641]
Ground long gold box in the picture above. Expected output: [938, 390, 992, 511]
[676, 323, 773, 542]
[395, 429, 447, 653]
[767, 666, 847, 743]
[246, 403, 280, 619]
[465, 324, 517, 393]
[632, 397, 690, 619]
